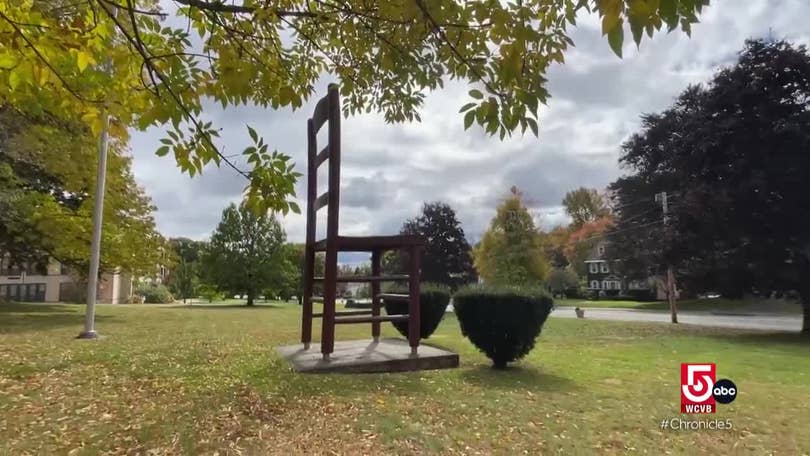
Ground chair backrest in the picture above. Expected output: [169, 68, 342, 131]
[306, 84, 341, 249]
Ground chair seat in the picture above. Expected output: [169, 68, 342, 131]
[313, 235, 423, 252]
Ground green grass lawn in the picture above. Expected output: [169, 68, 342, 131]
[556, 297, 803, 314]
[1, 301, 808, 455]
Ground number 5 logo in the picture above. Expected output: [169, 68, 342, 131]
[681, 363, 715, 403]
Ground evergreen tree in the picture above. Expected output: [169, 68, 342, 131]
[474, 187, 548, 286]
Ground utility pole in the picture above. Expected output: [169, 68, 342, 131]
[78, 4, 115, 339]
[656, 191, 678, 324]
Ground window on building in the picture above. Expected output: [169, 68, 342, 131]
[589, 263, 598, 273]
[3, 261, 21, 276]
[628, 280, 645, 290]
[28, 261, 47, 276]
[600, 263, 609, 273]
[598, 245, 605, 255]
[6, 284, 20, 300]
[590, 280, 600, 289]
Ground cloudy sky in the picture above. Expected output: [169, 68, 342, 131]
[130, 0, 810, 263]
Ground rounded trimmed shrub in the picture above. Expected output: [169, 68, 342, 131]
[345, 299, 372, 309]
[135, 284, 175, 304]
[383, 283, 451, 339]
[453, 285, 553, 369]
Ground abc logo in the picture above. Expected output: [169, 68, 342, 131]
[712, 378, 738, 404]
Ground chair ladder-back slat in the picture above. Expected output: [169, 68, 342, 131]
[315, 144, 329, 167]
[311, 96, 330, 132]
[314, 192, 330, 211]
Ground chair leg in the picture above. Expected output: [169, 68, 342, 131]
[408, 246, 421, 355]
[301, 247, 315, 349]
[321, 246, 338, 359]
[371, 250, 381, 342]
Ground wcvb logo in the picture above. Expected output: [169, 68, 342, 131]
[680, 363, 737, 414]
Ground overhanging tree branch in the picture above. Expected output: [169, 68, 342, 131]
[99, 0, 167, 17]
[96, 0, 251, 180]
[0, 10, 104, 104]
[173, 0, 319, 17]
[412, 0, 505, 100]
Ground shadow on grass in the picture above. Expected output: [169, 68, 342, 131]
[0, 312, 119, 334]
[251, 358, 435, 399]
[461, 364, 577, 392]
[164, 303, 285, 310]
[706, 331, 810, 348]
[0, 302, 75, 313]
[634, 302, 671, 311]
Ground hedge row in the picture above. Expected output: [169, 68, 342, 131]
[375, 283, 554, 369]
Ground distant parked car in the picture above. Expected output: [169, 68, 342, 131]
[698, 292, 721, 299]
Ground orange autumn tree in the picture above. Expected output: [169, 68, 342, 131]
[564, 216, 614, 277]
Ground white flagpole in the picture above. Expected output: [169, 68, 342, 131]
[78, 110, 110, 339]
[78, 5, 116, 339]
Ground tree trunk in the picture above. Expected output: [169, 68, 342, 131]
[798, 277, 810, 334]
[801, 282, 809, 334]
[246, 290, 255, 306]
[799, 258, 810, 334]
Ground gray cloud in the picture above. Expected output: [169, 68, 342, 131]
[131, 0, 810, 251]
[340, 173, 392, 210]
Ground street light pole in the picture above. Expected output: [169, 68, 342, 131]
[78, 111, 111, 339]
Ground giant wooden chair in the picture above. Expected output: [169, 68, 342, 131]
[301, 84, 424, 360]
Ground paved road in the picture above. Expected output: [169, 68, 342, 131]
[551, 307, 803, 332]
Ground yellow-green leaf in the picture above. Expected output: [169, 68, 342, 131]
[77, 51, 93, 72]
[0, 54, 17, 69]
[8, 69, 22, 90]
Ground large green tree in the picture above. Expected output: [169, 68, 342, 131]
[272, 243, 325, 304]
[609, 39, 810, 332]
[474, 187, 548, 286]
[0, 107, 165, 277]
[166, 237, 207, 302]
[263, 243, 302, 302]
[385, 202, 477, 290]
[202, 203, 285, 306]
[1, 1, 709, 212]
[562, 187, 610, 227]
